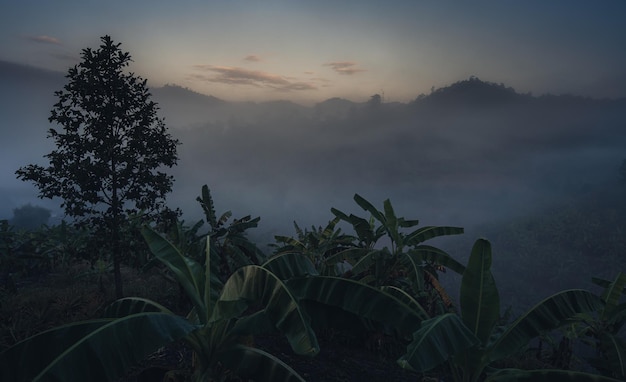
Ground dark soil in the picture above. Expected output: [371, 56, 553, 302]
[119, 330, 433, 382]
[253, 331, 427, 382]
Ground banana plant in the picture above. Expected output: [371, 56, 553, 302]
[272, 217, 357, 275]
[330, 194, 465, 314]
[261, 248, 483, 377]
[397, 238, 614, 382]
[0, 226, 319, 382]
[576, 272, 626, 379]
[197, 184, 265, 278]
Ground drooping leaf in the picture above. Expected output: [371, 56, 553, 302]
[218, 344, 305, 382]
[398, 218, 420, 228]
[409, 245, 466, 275]
[287, 276, 428, 335]
[397, 313, 480, 372]
[460, 238, 500, 344]
[487, 289, 604, 363]
[351, 249, 387, 277]
[380, 285, 429, 318]
[406, 226, 464, 246]
[262, 252, 319, 280]
[103, 297, 173, 317]
[397, 251, 426, 291]
[212, 265, 319, 357]
[141, 226, 208, 322]
[0, 319, 111, 382]
[0, 313, 196, 382]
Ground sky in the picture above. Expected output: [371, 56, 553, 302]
[1, 1, 626, 105]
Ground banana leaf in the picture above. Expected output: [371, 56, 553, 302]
[485, 368, 623, 381]
[601, 272, 626, 320]
[262, 252, 319, 280]
[333, 210, 378, 246]
[487, 289, 604, 363]
[141, 226, 209, 322]
[212, 265, 319, 357]
[406, 226, 464, 246]
[397, 313, 480, 372]
[383, 199, 401, 245]
[460, 238, 500, 344]
[396, 250, 426, 291]
[380, 285, 429, 318]
[287, 276, 428, 335]
[0, 313, 196, 382]
[218, 344, 305, 382]
[409, 245, 466, 275]
[103, 296, 173, 317]
[353, 193, 386, 224]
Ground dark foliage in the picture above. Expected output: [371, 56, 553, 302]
[15, 36, 180, 298]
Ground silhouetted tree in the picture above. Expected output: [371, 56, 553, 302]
[367, 93, 382, 109]
[11, 204, 51, 230]
[16, 36, 180, 298]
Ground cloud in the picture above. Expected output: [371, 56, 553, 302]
[324, 61, 366, 75]
[27, 35, 61, 45]
[244, 55, 262, 62]
[191, 65, 317, 91]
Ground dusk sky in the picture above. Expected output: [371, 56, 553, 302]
[2, 1, 626, 105]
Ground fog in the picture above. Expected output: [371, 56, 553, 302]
[2, 62, 625, 311]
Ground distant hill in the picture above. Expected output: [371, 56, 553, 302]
[412, 76, 532, 108]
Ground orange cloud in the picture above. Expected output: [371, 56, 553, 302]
[324, 61, 366, 75]
[28, 35, 61, 45]
[192, 65, 317, 91]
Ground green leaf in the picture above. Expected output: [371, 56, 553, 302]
[383, 199, 400, 245]
[330, 207, 350, 222]
[406, 226, 464, 246]
[354, 193, 386, 224]
[262, 252, 319, 280]
[409, 245, 466, 275]
[601, 272, 626, 320]
[218, 344, 305, 382]
[351, 249, 386, 277]
[141, 226, 208, 322]
[485, 368, 623, 381]
[487, 289, 604, 363]
[380, 285, 429, 318]
[212, 265, 319, 357]
[398, 218, 420, 228]
[287, 276, 428, 335]
[460, 238, 500, 344]
[397, 313, 480, 372]
[103, 297, 173, 317]
[396, 251, 426, 291]
[197, 184, 217, 227]
[0, 313, 196, 382]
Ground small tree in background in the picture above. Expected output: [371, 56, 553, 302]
[16, 35, 180, 298]
[11, 204, 51, 230]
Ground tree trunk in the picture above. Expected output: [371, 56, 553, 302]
[113, 252, 123, 299]
[111, 150, 124, 299]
